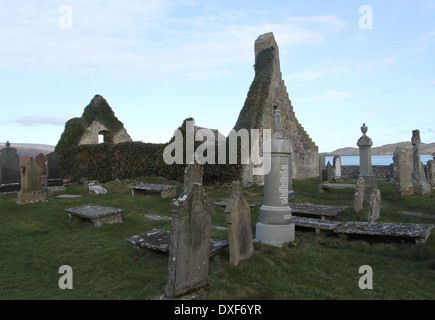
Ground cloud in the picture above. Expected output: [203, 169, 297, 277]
[412, 30, 435, 53]
[286, 66, 346, 82]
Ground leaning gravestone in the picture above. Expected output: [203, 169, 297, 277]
[367, 188, 381, 222]
[393, 147, 414, 196]
[16, 157, 46, 204]
[354, 177, 365, 213]
[411, 130, 431, 195]
[183, 162, 204, 192]
[225, 181, 254, 266]
[164, 183, 213, 298]
[0, 141, 21, 193]
[45, 152, 65, 191]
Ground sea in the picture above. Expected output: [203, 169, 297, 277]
[325, 155, 434, 166]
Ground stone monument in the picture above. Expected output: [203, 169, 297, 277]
[427, 153, 435, 189]
[45, 151, 65, 192]
[354, 177, 365, 213]
[164, 183, 213, 298]
[392, 147, 414, 196]
[16, 157, 46, 204]
[255, 106, 295, 247]
[367, 188, 381, 222]
[183, 162, 204, 192]
[0, 141, 21, 193]
[411, 130, 431, 196]
[357, 123, 375, 200]
[225, 181, 254, 266]
[333, 155, 342, 181]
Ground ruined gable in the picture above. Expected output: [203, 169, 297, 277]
[55, 95, 132, 154]
[234, 32, 318, 185]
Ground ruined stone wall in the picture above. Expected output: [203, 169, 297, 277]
[235, 32, 318, 187]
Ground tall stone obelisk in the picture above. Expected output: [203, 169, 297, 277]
[255, 106, 295, 247]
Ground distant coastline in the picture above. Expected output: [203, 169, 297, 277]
[325, 141, 435, 156]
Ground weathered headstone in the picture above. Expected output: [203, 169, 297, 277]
[255, 106, 295, 247]
[16, 157, 46, 204]
[392, 147, 414, 196]
[411, 130, 431, 196]
[326, 161, 333, 181]
[319, 154, 326, 181]
[357, 123, 375, 200]
[333, 155, 342, 181]
[367, 188, 381, 222]
[225, 181, 254, 266]
[45, 151, 65, 191]
[35, 153, 47, 176]
[183, 162, 204, 192]
[164, 183, 213, 298]
[354, 177, 365, 213]
[0, 141, 21, 193]
[427, 153, 435, 189]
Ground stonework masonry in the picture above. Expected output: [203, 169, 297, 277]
[235, 32, 318, 187]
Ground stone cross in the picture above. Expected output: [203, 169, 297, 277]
[17, 157, 46, 204]
[255, 106, 295, 247]
[225, 181, 254, 266]
[0, 141, 21, 193]
[164, 183, 213, 298]
[392, 147, 414, 196]
[411, 130, 431, 195]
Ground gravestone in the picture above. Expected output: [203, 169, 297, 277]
[65, 204, 122, 227]
[0, 141, 21, 193]
[319, 154, 326, 181]
[326, 161, 333, 181]
[225, 181, 254, 266]
[183, 162, 204, 192]
[333, 155, 342, 181]
[411, 130, 431, 196]
[367, 188, 381, 222]
[255, 106, 295, 247]
[164, 183, 213, 298]
[16, 157, 46, 204]
[35, 153, 47, 176]
[357, 123, 375, 200]
[45, 152, 65, 191]
[354, 177, 365, 213]
[392, 147, 414, 196]
[427, 153, 435, 188]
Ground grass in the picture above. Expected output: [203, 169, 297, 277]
[1, 177, 434, 300]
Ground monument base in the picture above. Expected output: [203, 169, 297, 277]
[254, 222, 295, 247]
[16, 190, 47, 205]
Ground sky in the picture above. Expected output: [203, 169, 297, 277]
[0, 0, 434, 153]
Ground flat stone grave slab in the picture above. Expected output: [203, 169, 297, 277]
[334, 221, 434, 244]
[289, 202, 348, 220]
[126, 229, 228, 256]
[290, 216, 342, 235]
[65, 204, 123, 227]
[318, 182, 356, 193]
[131, 183, 177, 199]
[401, 211, 435, 220]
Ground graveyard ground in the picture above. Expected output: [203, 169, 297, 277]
[1, 177, 435, 300]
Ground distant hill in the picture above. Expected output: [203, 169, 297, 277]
[0, 142, 55, 158]
[326, 142, 435, 156]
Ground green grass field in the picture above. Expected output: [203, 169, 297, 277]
[1, 177, 434, 300]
